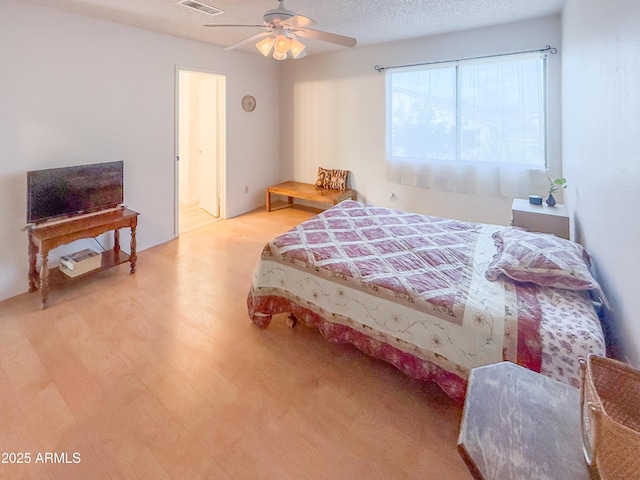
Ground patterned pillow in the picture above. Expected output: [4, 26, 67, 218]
[485, 227, 601, 292]
[315, 167, 349, 191]
[315, 167, 331, 188]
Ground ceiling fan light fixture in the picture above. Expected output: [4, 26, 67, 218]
[219, 0, 355, 60]
[273, 34, 290, 56]
[288, 35, 305, 58]
[256, 36, 275, 56]
[273, 50, 288, 60]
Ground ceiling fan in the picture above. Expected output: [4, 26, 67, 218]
[204, 0, 357, 60]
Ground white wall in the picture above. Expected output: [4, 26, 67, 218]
[0, 0, 280, 302]
[280, 15, 563, 225]
[562, 0, 640, 365]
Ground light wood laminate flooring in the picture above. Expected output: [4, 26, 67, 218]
[0, 206, 471, 480]
[179, 202, 219, 235]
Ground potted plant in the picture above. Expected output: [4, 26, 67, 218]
[546, 177, 567, 206]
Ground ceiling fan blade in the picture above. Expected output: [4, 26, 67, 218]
[295, 29, 357, 48]
[280, 14, 316, 29]
[223, 31, 273, 51]
[204, 24, 266, 28]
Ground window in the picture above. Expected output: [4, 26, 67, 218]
[387, 53, 548, 169]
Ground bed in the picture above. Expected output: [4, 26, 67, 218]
[247, 200, 606, 402]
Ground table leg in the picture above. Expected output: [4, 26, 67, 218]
[114, 228, 121, 254]
[28, 235, 38, 292]
[266, 189, 271, 212]
[39, 249, 49, 309]
[129, 225, 137, 274]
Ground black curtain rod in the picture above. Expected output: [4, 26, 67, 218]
[374, 45, 557, 72]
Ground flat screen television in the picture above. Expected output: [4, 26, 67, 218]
[27, 161, 124, 224]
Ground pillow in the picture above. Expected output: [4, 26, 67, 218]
[315, 167, 349, 191]
[485, 227, 601, 293]
[315, 167, 330, 188]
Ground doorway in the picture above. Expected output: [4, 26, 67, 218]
[176, 68, 226, 236]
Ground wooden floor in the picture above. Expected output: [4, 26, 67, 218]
[179, 202, 219, 235]
[0, 206, 471, 480]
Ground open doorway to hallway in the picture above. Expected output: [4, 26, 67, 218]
[176, 68, 226, 235]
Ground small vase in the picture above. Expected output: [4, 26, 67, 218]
[546, 193, 556, 207]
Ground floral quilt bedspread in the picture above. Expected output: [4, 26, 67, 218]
[247, 201, 603, 400]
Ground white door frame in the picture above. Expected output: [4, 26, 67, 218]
[174, 65, 227, 237]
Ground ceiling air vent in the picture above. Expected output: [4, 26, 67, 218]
[179, 0, 224, 17]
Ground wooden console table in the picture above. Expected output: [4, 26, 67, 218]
[457, 362, 589, 480]
[28, 207, 139, 309]
[266, 181, 356, 212]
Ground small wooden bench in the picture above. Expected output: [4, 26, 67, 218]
[266, 181, 356, 212]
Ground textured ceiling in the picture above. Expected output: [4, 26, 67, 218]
[23, 0, 565, 56]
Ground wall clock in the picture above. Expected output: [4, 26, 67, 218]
[242, 95, 256, 112]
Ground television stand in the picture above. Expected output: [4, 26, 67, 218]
[27, 207, 139, 309]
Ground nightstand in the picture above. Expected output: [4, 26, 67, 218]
[511, 198, 570, 239]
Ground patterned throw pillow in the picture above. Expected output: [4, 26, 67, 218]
[315, 167, 349, 191]
[485, 227, 601, 293]
[315, 167, 331, 188]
